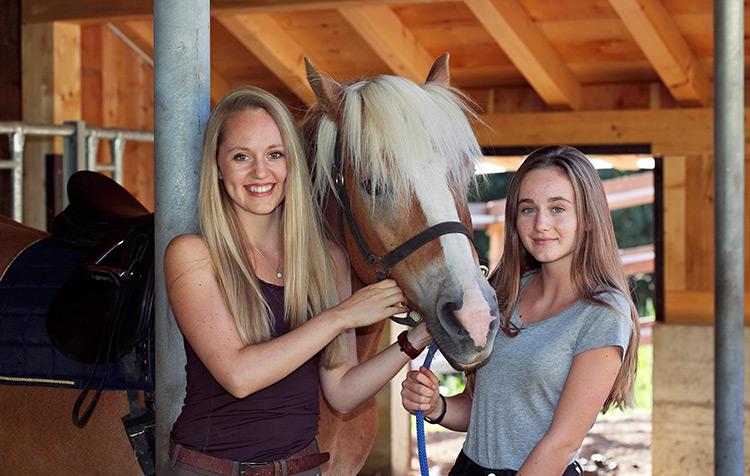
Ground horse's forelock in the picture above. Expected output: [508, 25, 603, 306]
[307, 75, 481, 210]
[343, 76, 479, 205]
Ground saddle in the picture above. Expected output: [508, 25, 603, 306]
[48, 171, 154, 365]
[0, 171, 155, 475]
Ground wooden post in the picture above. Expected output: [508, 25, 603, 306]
[487, 221, 506, 271]
[21, 21, 81, 229]
[0, 0, 21, 218]
[361, 318, 412, 475]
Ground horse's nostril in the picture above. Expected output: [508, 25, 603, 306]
[437, 301, 463, 337]
[442, 301, 458, 314]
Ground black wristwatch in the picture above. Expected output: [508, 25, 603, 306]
[424, 394, 447, 425]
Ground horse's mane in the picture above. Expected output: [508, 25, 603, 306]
[304, 75, 483, 210]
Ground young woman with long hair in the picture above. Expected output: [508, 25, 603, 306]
[164, 86, 430, 476]
[401, 145, 640, 476]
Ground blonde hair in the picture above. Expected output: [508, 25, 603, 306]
[198, 86, 347, 368]
[304, 75, 480, 210]
[490, 145, 640, 411]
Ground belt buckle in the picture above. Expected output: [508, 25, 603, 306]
[240, 460, 272, 476]
[243, 460, 271, 467]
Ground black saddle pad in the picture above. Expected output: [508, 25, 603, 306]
[0, 237, 153, 390]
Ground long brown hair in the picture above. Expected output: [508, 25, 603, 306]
[198, 86, 347, 368]
[490, 145, 640, 411]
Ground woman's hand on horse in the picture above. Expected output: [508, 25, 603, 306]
[328, 279, 407, 329]
[401, 367, 440, 416]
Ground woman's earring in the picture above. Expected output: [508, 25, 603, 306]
[218, 171, 223, 180]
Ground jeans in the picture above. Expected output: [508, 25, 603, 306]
[448, 450, 583, 476]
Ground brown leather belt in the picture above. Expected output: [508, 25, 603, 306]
[169, 440, 329, 476]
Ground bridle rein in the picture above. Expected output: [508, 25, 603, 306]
[331, 134, 476, 326]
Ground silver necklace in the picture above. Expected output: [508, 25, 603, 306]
[253, 247, 283, 280]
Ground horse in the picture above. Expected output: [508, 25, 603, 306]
[0, 172, 155, 475]
[304, 54, 500, 474]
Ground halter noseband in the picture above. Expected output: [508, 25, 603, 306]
[332, 134, 475, 326]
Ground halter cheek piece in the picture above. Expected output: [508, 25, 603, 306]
[332, 134, 476, 327]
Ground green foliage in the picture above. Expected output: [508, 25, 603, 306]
[632, 344, 653, 412]
[630, 273, 656, 318]
[437, 372, 466, 397]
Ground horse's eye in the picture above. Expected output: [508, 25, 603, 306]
[360, 179, 387, 196]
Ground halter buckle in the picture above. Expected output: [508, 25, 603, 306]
[372, 257, 390, 282]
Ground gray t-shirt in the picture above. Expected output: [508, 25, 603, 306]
[463, 272, 632, 470]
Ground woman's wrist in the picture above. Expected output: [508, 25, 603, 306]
[424, 394, 447, 424]
[322, 308, 346, 334]
[406, 325, 431, 351]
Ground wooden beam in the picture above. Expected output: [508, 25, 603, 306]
[109, 21, 153, 61]
[608, 0, 711, 106]
[110, 21, 231, 104]
[215, 14, 314, 105]
[666, 290, 750, 324]
[464, 0, 582, 109]
[215, 13, 310, 104]
[23, 0, 454, 23]
[338, 5, 433, 83]
[477, 108, 722, 155]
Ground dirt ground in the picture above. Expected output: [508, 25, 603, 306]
[407, 410, 651, 475]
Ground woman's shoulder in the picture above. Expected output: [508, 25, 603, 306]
[165, 234, 213, 279]
[167, 233, 209, 256]
[592, 288, 631, 315]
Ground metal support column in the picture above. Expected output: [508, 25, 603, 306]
[10, 127, 25, 222]
[153, 0, 211, 470]
[63, 120, 87, 208]
[714, 1, 745, 475]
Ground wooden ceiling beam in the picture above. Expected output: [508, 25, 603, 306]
[608, 0, 712, 106]
[476, 108, 724, 155]
[23, 0, 454, 24]
[338, 6, 433, 83]
[110, 21, 231, 104]
[464, 0, 582, 110]
[215, 14, 314, 105]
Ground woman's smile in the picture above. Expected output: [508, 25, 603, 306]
[244, 183, 276, 196]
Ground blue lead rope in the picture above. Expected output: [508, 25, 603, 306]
[415, 343, 439, 476]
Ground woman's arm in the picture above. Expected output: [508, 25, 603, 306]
[318, 243, 431, 413]
[400, 367, 473, 432]
[165, 234, 404, 399]
[516, 346, 623, 476]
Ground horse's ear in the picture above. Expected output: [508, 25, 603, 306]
[425, 53, 450, 86]
[305, 57, 342, 116]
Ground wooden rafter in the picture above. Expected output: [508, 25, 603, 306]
[215, 14, 314, 105]
[109, 21, 231, 103]
[338, 5, 433, 83]
[23, 0, 455, 23]
[464, 0, 582, 110]
[608, 0, 712, 106]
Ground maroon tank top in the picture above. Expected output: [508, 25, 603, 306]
[170, 280, 320, 462]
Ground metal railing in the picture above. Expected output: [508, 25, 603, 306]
[0, 121, 154, 223]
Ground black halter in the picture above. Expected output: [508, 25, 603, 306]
[332, 134, 475, 325]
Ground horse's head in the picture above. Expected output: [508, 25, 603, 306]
[303, 54, 499, 370]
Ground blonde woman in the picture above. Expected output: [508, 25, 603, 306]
[165, 87, 430, 476]
[401, 145, 640, 476]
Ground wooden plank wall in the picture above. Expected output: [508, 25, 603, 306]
[663, 153, 750, 325]
[81, 24, 154, 211]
